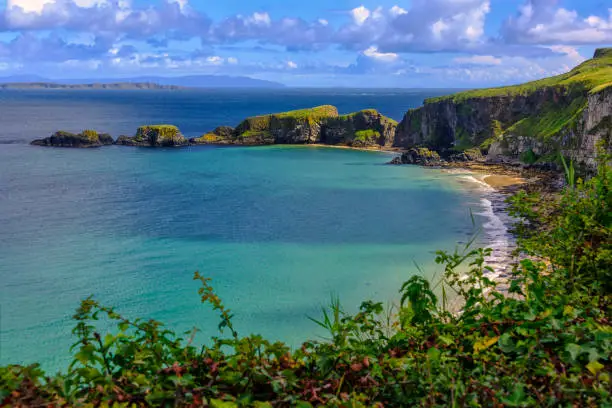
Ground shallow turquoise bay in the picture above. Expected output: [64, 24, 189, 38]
[0, 90, 490, 372]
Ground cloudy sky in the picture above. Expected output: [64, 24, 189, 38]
[0, 0, 610, 87]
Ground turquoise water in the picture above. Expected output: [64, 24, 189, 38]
[0, 90, 489, 372]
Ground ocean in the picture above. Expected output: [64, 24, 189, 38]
[0, 89, 506, 372]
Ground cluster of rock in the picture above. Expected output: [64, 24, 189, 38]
[32, 125, 188, 148]
[31, 106, 398, 150]
[31, 130, 114, 148]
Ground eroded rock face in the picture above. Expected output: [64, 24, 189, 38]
[31, 130, 115, 148]
[116, 125, 187, 147]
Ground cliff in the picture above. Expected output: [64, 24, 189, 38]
[395, 48, 612, 171]
[191, 106, 398, 148]
[31, 130, 114, 148]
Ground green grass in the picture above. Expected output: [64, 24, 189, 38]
[505, 97, 588, 139]
[238, 130, 273, 139]
[427, 47, 612, 103]
[354, 129, 381, 141]
[273, 105, 338, 121]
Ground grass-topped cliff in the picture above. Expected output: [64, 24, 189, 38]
[396, 48, 612, 171]
[191, 106, 399, 147]
[428, 47, 612, 103]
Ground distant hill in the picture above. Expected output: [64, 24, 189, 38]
[0, 82, 185, 90]
[0, 75, 285, 89]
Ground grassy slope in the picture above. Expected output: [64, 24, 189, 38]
[420, 49, 612, 144]
[427, 48, 612, 104]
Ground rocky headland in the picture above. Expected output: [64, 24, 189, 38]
[30, 48, 612, 177]
[393, 48, 612, 173]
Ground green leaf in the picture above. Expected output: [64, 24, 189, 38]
[211, 399, 238, 408]
[427, 347, 441, 363]
[502, 384, 526, 407]
[498, 333, 515, 353]
[565, 343, 582, 361]
[587, 360, 604, 376]
[474, 336, 499, 354]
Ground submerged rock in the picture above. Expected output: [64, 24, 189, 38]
[116, 125, 187, 147]
[31, 130, 115, 148]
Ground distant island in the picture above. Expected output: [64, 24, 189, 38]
[0, 82, 186, 90]
[0, 74, 285, 89]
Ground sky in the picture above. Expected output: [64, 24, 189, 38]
[0, 0, 610, 87]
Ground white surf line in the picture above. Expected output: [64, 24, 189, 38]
[452, 170, 518, 284]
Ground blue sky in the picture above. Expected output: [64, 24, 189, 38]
[0, 0, 610, 87]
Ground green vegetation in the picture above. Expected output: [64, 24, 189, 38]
[354, 129, 381, 142]
[520, 149, 538, 164]
[136, 125, 181, 142]
[194, 133, 224, 143]
[427, 47, 612, 104]
[505, 97, 588, 140]
[132, 125, 186, 146]
[238, 130, 273, 139]
[9, 157, 611, 405]
[337, 109, 396, 125]
[275, 105, 338, 121]
[81, 129, 99, 142]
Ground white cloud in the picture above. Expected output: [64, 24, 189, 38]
[351, 6, 370, 25]
[287, 60, 298, 69]
[248, 12, 271, 26]
[318, 19, 329, 26]
[431, 20, 448, 39]
[503, 1, 612, 44]
[390, 5, 407, 16]
[227, 57, 238, 64]
[548, 45, 586, 64]
[454, 55, 501, 65]
[8, 0, 108, 13]
[363, 46, 398, 62]
[206, 56, 223, 65]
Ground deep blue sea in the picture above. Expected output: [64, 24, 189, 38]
[0, 89, 500, 372]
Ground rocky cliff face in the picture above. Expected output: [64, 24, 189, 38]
[322, 110, 397, 147]
[394, 48, 612, 172]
